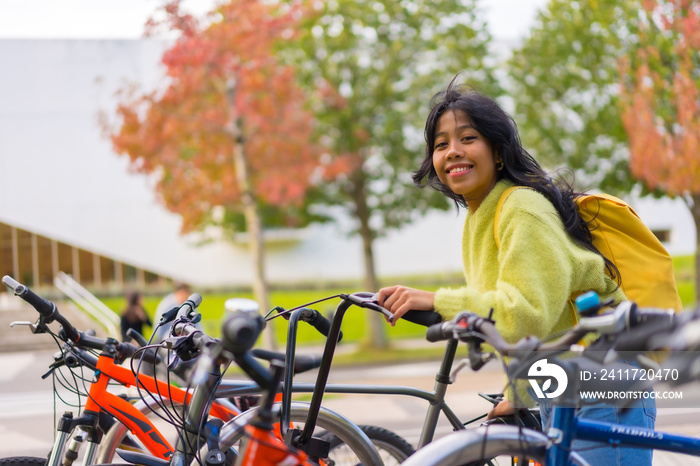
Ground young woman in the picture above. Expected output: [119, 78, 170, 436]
[120, 290, 152, 343]
[376, 77, 655, 466]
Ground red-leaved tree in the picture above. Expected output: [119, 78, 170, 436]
[106, 0, 346, 346]
[619, 0, 700, 303]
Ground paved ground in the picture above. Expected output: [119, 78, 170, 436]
[1, 346, 700, 464]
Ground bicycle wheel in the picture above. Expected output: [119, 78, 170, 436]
[217, 402, 383, 466]
[0, 457, 47, 466]
[318, 424, 415, 466]
[400, 425, 547, 466]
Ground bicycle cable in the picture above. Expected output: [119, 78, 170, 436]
[131, 344, 189, 429]
[264, 294, 343, 321]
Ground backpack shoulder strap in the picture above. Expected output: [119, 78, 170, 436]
[494, 186, 532, 249]
[495, 185, 585, 335]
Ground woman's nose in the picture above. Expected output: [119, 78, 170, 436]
[445, 140, 463, 159]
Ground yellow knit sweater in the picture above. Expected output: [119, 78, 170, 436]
[434, 179, 626, 344]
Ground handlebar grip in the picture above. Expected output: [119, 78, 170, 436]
[301, 309, 343, 342]
[3, 275, 56, 317]
[222, 311, 264, 354]
[629, 305, 676, 328]
[186, 293, 203, 308]
[613, 306, 677, 352]
[126, 328, 149, 347]
[402, 310, 442, 327]
[426, 322, 450, 342]
[176, 293, 203, 319]
[76, 332, 113, 351]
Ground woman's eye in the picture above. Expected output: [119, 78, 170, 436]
[434, 141, 447, 149]
[462, 136, 476, 142]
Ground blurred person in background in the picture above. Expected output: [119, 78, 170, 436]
[120, 290, 152, 343]
[152, 281, 192, 342]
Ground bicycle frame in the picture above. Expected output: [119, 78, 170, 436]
[544, 361, 700, 465]
[272, 301, 502, 449]
[283, 340, 467, 447]
[236, 423, 309, 466]
[47, 350, 240, 466]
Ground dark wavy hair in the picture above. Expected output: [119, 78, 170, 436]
[413, 77, 619, 283]
[122, 290, 147, 324]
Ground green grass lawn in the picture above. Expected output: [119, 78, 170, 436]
[102, 286, 437, 347]
[673, 254, 697, 307]
[100, 254, 696, 354]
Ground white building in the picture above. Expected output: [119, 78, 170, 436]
[0, 39, 694, 292]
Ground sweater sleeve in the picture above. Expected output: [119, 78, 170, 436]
[434, 192, 581, 344]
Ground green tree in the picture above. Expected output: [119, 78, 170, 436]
[282, 0, 501, 348]
[618, 0, 700, 303]
[105, 0, 338, 348]
[508, 0, 697, 304]
[507, 0, 644, 193]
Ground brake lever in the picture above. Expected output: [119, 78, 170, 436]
[10, 321, 38, 331]
[167, 333, 201, 362]
[449, 359, 469, 383]
[10, 320, 48, 334]
[478, 392, 504, 406]
[343, 292, 394, 322]
[42, 355, 67, 379]
[168, 354, 182, 372]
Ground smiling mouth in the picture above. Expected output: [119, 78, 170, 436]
[447, 165, 473, 175]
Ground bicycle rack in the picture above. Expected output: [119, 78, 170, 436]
[54, 271, 120, 339]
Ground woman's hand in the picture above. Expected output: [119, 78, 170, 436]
[486, 400, 516, 420]
[375, 286, 436, 326]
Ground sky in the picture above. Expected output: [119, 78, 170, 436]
[0, 0, 548, 42]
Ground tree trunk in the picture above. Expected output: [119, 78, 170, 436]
[227, 81, 275, 349]
[232, 139, 274, 349]
[691, 193, 700, 308]
[349, 169, 389, 349]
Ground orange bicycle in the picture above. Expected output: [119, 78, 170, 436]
[1, 276, 382, 466]
[0, 275, 242, 466]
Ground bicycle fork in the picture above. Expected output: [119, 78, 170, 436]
[47, 411, 102, 466]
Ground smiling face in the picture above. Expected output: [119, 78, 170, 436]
[432, 109, 500, 211]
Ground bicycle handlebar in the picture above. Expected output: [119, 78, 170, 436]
[342, 292, 394, 321]
[297, 308, 336, 340]
[126, 328, 149, 347]
[156, 293, 203, 329]
[402, 310, 443, 327]
[4, 274, 81, 342]
[341, 292, 443, 327]
[2, 275, 161, 365]
[426, 300, 678, 367]
[176, 293, 202, 320]
[222, 311, 265, 355]
[3, 275, 57, 318]
[220, 311, 273, 390]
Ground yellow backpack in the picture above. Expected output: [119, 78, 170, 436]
[495, 187, 683, 312]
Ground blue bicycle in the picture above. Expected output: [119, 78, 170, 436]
[401, 294, 698, 466]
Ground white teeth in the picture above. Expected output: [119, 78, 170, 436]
[450, 166, 470, 173]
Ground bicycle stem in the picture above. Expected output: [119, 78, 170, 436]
[295, 298, 352, 447]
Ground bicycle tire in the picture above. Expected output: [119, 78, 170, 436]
[319, 424, 415, 466]
[217, 402, 384, 466]
[400, 425, 547, 466]
[0, 457, 47, 466]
